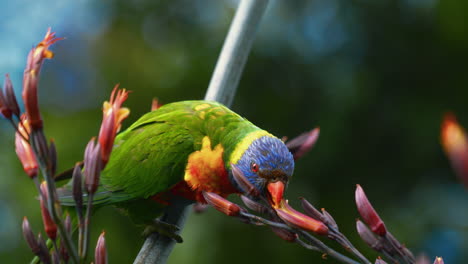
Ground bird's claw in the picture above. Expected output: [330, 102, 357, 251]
[143, 219, 183, 243]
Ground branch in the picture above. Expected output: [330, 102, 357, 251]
[133, 0, 269, 263]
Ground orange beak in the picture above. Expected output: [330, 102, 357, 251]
[266, 181, 285, 208]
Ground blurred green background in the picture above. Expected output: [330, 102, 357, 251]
[1, 0, 468, 263]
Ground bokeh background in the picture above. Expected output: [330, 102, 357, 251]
[1, 0, 468, 263]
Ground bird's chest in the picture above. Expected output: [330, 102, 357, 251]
[150, 136, 238, 204]
[183, 136, 238, 201]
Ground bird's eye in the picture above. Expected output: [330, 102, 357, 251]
[250, 162, 259, 173]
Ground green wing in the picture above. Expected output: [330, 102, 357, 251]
[100, 102, 204, 202]
[59, 100, 257, 207]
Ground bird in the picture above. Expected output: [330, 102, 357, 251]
[58, 100, 297, 240]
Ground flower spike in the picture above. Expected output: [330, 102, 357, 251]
[98, 84, 130, 166]
[23, 29, 63, 130]
[355, 184, 387, 236]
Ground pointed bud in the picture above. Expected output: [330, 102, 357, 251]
[355, 184, 387, 236]
[72, 163, 83, 218]
[4, 74, 20, 117]
[275, 200, 328, 235]
[356, 220, 381, 251]
[300, 197, 325, 222]
[286, 127, 320, 160]
[37, 233, 52, 264]
[22, 217, 40, 255]
[240, 195, 268, 214]
[48, 140, 57, 176]
[231, 164, 260, 197]
[151, 98, 162, 111]
[433, 257, 444, 264]
[40, 182, 57, 240]
[441, 113, 468, 188]
[0, 85, 11, 119]
[84, 139, 102, 194]
[99, 85, 130, 166]
[321, 208, 338, 230]
[15, 116, 38, 178]
[95, 231, 108, 264]
[202, 191, 241, 216]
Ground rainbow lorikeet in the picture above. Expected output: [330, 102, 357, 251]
[59, 100, 301, 235]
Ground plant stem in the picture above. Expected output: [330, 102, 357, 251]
[205, 0, 269, 106]
[239, 211, 362, 264]
[133, 0, 269, 263]
[31, 130, 79, 264]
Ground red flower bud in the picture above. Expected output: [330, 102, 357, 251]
[275, 200, 328, 235]
[441, 113, 468, 188]
[355, 184, 387, 236]
[22, 28, 63, 130]
[202, 191, 241, 216]
[40, 182, 57, 240]
[15, 116, 38, 178]
[286, 127, 320, 160]
[95, 231, 108, 264]
[98, 85, 130, 166]
[84, 139, 102, 194]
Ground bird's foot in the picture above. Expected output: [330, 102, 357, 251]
[142, 219, 183, 243]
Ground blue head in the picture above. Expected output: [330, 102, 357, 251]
[232, 136, 294, 205]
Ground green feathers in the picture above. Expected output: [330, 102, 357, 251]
[58, 100, 267, 223]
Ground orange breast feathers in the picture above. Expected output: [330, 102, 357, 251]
[184, 136, 238, 202]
